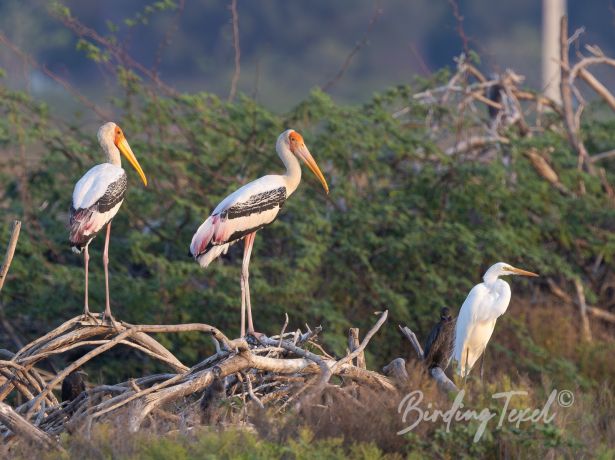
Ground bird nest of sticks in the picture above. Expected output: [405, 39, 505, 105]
[0, 309, 453, 450]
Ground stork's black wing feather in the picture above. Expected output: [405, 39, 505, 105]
[221, 187, 286, 220]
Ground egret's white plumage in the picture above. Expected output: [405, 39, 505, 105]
[69, 122, 147, 321]
[190, 129, 329, 336]
[453, 262, 538, 377]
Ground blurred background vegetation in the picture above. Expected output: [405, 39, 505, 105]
[0, 0, 614, 111]
[0, 1, 614, 457]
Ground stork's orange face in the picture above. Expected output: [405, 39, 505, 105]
[288, 130, 305, 148]
[113, 125, 148, 187]
[287, 130, 329, 194]
[113, 126, 124, 146]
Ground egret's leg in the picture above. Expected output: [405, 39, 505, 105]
[102, 222, 114, 323]
[480, 350, 485, 383]
[242, 232, 257, 335]
[463, 348, 470, 385]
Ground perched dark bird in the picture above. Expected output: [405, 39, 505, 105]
[486, 83, 504, 120]
[200, 368, 226, 425]
[61, 370, 87, 403]
[423, 307, 456, 370]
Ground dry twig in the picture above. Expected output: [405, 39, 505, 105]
[0, 220, 21, 292]
[228, 0, 241, 102]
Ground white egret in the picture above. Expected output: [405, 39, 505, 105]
[453, 262, 538, 377]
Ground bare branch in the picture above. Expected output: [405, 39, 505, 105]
[559, 16, 595, 174]
[429, 367, 458, 392]
[228, 0, 241, 102]
[574, 279, 593, 342]
[578, 68, 615, 112]
[333, 310, 388, 371]
[591, 149, 615, 163]
[348, 328, 366, 368]
[321, 0, 383, 91]
[48, 8, 178, 97]
[382, 358, 408, 385]
[398, 325, 424, 359]
[588, 306, 615, 323]
[0, 220, 20, 293]
[0, 221, 24, 350]
[0, 33, 111, 120]
[447, 0, 470, 56]
[445, 135, 509, 156]
[0, 401, 58, 449]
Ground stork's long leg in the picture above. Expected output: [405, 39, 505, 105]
[83, 245, 90, 316]
[240, 266, 246, 337]
[241, 232, 257, 335]
[102, 222, 114, 323]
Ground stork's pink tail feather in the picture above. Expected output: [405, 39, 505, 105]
[190, 215, 233, 268]
[190, 216, 214, 257]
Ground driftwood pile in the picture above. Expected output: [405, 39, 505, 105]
[0, 307, 455, 451]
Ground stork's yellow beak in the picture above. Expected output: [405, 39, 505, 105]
[117, 136, 148, 186]
[297, 145, 329, 194]
[511, 266, 539, 277]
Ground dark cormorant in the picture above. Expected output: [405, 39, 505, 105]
[61, 370, 87, 403]
[423, 307, 455, 370]
[486, 82, 504, 120]
[200, 367, 226, 425]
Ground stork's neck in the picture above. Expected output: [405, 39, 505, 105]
[277, 138, 301, 195]
[101, 137, 121, 166]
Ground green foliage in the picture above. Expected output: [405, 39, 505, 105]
[1, 63, 614, 378]
[124, 0, 178, 27]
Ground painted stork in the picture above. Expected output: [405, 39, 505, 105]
[190, 129, 329, 336]
[69, 122, 147, 322]
[453, 262, 538, 377]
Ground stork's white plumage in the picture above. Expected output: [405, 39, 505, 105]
[69, 122, 147, 322]
[453, 262, 538, 377]
[70, 164, 126, 246]
[190, 129, 329, 336]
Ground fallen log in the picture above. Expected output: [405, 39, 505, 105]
[0, 401, 58, 449]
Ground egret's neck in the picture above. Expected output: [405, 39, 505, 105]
[483, 271, 501, 287]
[101, 138, 121, 166]
[484, 277, 512, 317]
[277, 140, 301, 195]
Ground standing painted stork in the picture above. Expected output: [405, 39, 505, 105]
[453, 262, 538, 377]
[69, 122, 147, 322]
[190, 130, 329, 336]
